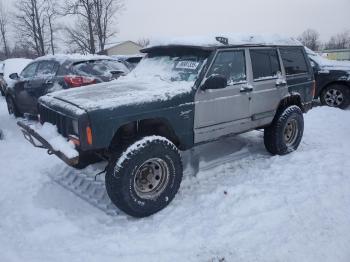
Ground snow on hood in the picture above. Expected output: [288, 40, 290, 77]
[42, 77, 193, 113]
[147, 33, 301, 48]
[305, 47, 350, 70]
[2, 58, 32, 87]
[41, 55, 198, 112]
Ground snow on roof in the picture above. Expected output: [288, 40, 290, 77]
[2, 58, 32, 86]
[35, 53, 112, 64]
[147, 33, 302, 49]
[111, 54, 145, 60]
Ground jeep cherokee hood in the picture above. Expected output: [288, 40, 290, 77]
[40, 78, 194, 113]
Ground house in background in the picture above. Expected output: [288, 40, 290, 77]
[99, 41, 142, 56]
[318, 49, 350, 61]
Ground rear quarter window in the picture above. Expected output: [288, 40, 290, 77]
[280, 48, 309, 75]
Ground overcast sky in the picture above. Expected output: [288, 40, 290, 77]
[116, 0, 350, 42]
[4, 0, 350, 45]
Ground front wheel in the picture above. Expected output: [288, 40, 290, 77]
[264, 105, 304, 155]
[105, 136, 183, 218]
[320, 84, 350, 109]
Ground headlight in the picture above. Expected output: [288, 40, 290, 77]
[72, 119, 79, 135]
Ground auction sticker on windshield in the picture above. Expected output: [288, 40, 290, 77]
[176, 61, 200, 70]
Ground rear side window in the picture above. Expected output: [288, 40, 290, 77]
[207, 50, 246, 85]
[250, 49, 280, 80]
[72, 60, 130, 76]
[36, 61, 58, 77]
[280, 48, 308, 75]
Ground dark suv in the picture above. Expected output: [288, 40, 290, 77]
[5, 55, 130, 117]
[19, 35, 314, 217]
[307, 49, 350, 109]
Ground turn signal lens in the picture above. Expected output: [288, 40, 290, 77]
[86, 126, 93, 145]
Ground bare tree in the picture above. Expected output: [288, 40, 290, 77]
[137, 38, 150, 48]
[45, 0, 59, 54]
[325, 30, 350, 50]
[63, 0, 123, 54]
[93, 0, 123, 51]
[298, 29, 321, 51]
[0, 0, 10, 58]
[14, 0, 58, 56]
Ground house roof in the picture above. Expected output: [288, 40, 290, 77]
[103, 41, 142, 51]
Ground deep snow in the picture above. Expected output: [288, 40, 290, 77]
[0, 96, 350, 262]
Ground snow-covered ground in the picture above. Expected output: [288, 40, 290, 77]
[0, 96, 349, 262]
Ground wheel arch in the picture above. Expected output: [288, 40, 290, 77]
[109, 117, 182, 151]
[276, 93, 304, 114]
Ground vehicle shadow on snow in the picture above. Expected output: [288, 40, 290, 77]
[34, 131, 270, 219]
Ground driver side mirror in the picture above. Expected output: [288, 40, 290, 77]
[9, 73, 19, 80]
[202, 75, 227, 90]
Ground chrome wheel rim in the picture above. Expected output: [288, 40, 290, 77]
[284, 119, 298, 146]
[134, 158, 169, 199]
[325, 89, 344, 107]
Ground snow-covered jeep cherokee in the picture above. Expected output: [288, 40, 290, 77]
[18, 35, 315, 217]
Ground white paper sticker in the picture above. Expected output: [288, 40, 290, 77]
[176, 61, 200, 70]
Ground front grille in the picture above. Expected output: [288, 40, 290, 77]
[39, 105, 72, 138]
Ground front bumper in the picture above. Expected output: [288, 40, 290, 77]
[17, 120, 79, 166]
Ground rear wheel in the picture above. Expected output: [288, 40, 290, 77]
[6, 96, 22, 118]
[320, 84, 350, 109]
[105, 136, 183, 218]
[264, 105, 304, 155]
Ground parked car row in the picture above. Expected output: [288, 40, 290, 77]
[3, 54, 131, 117]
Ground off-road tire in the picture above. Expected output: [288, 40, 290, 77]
[320, 84, 350, 109]
[6, 95, 22, 118]
[264, 105, 304, 155]
[105, 136, 183, 218]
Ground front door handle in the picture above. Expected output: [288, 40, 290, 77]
[45, 80, 53, 85]
[240, 85, 253, 93]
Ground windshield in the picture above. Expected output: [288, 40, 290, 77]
[126, 51, 209, 83]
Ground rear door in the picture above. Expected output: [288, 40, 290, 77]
[26, 60, 59, 114]
[279, 47, 314, 103]
[249, 48, 288, 127]
[194, 49, 252, 143]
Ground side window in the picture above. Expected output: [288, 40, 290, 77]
[36, 61, 58, 77]
[250, 49, 281, 80]
[21, 63, 38, 78]
[280, 48, 308, 75]
[207, 50, 246, 85]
